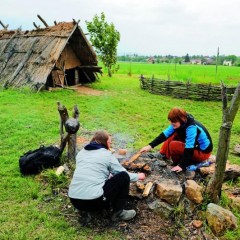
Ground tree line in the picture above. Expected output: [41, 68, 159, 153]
[117, 54, 240, 66]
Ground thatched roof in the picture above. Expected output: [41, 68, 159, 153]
[0, 21, 101, 90]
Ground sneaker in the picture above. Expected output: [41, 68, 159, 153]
[185, 170, 196, 180]
[111, 209, 136, 221]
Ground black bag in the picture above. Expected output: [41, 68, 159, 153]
[19, 145, 61, 175]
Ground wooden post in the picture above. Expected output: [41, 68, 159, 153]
[57, 102, 80, 161]
[74, 69, 79, 85]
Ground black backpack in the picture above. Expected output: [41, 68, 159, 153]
[19, 145, 61, 175]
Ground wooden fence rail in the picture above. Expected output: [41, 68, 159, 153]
[139, 75, 236, 101]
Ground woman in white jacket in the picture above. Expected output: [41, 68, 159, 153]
[68, 130, 145, 221]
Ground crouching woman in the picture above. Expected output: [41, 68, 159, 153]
[68, 130, 145, 221]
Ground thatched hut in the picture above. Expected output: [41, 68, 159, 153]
[0, 21, 102, 90]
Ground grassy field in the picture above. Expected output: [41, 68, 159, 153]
[114, 62, 240, 85]
[0, 63, 239, 239]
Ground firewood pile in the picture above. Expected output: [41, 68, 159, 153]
[118, 151, 183, 200]
[117, 150, 240, 202]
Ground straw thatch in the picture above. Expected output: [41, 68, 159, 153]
[0, 21, 102, 90]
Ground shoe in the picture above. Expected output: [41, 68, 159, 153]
[79, 211, 92, 225]
[185, 170, 196, 180]
[111, 209, 136, 221]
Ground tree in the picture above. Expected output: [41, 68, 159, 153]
[86, 12, 120, 77]
[206, 82, 240, 202]
[184, 53, 190, 62]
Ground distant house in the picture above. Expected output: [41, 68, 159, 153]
[202, 57, 214, 65]
[0, 21, 102, 90]
[223, 60, 232, 66]
[190, 59, 201, 65]
[147, 57, 155, 64]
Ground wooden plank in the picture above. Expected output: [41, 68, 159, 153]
[4, 38, 39, 88]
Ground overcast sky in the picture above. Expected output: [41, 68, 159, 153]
[1, 0, 240, 56]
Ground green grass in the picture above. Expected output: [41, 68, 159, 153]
[112, 62, 240, 85]
[0, 65, 239, 239]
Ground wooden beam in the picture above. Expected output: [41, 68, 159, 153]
[37, 14, 49, 27]
[33, 22, 40, 29]
[73, 19, 80, 25]
[77, 65, 102, 69]
[0, 20, 8, 30]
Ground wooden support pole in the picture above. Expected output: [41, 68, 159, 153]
[0, 20, 8, 29]
[68, 105, 80, 160]
[57, 102, 80, 162]
[37, 14, 49, 27]
[73, 19, 80, 25]
[33, 22, 40, 29]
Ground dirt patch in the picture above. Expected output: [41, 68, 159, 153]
[60, 131, 217, 239]
[74, 86, 104, 96]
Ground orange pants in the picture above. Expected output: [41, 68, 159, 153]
[160, 133, 211, 164]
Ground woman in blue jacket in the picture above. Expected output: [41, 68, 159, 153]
[140, 107, 213, 172]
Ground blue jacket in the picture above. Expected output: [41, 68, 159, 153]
[149, 114, 213, 168]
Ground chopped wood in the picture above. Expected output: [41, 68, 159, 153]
[136, 181, 145, 190]
[124, 152, 141, 165]
[56, 166, 65, 176]
[142, 182, 153, 197]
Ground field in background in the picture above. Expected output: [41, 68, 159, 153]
[0, 67, 239, 239]
[111, 62, 240, 85]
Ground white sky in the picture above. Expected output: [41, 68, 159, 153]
[1, 0, 240, 56]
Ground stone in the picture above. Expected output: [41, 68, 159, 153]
[147, 200, 174, 219]
[192, 220, 203, 228]
[206, 203, 237, 236]
[155, 180, 182, 204]
[185, 180, 203, 204]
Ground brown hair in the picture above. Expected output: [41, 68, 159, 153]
[90, 130, 109, 147]
[168, 107, 187, 123]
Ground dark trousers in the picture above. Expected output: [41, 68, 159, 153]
[70, 171, 130, 212]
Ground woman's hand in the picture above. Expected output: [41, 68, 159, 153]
[138, 172, 146, 180]
[140, 145, 152, 153]
[171, 165, 182, 173]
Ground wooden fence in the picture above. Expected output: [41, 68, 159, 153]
[139, 75, 236, 101]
